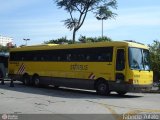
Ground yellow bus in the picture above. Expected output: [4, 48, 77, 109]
[8, 41, 153, 95]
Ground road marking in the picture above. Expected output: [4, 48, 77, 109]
[86, 100, 121, 120]
[86, 100, 160, 120]
[101, 104, 122, 120]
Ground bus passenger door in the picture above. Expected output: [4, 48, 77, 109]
[115, 48, 126, 83]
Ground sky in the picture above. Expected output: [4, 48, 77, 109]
[0, 0, 160, 46]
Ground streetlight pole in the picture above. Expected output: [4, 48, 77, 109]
[23, 39, 30, 46]
[102, 19, 104, 38]
[96, 16, 106, 38]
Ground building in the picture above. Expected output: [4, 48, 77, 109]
[0, 35, 13, 46]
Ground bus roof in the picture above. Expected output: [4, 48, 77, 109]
[10, 41, 148, 52]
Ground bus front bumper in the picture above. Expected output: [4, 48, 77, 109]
[109, 82, 153, 93]
[127, 84, 153, 92]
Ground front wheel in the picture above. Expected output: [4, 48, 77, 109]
[96, 81, 110, 95]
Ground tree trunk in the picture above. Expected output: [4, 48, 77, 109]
[72, 29, 76, 44]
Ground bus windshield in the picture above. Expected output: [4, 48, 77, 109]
[129, 47, 150, 70]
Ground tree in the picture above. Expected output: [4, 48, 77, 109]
[44, 36, 73, 44]
[96, 5, 117, 37]
[78, 35, 94, 43]
[44, 35, 112, 44]
[96, 36, 112, 42]
[148, 40, 160, 82]
[55, 0, 117, 43]
[78, 35, 112, 43]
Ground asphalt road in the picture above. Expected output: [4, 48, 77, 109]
[0, 81, 160, 120]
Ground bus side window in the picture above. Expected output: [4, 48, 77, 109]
[67, 54, 71, 61]
[86, 55, 90, 61]
[98, 55, 102, 61]
[106, 53, 112, 62]
[76, 54, 85, 61]
[102, 54, 108, 61]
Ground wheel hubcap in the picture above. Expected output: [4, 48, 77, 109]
[24, 79, 27, 84]
[35, 78, 39, 85]
[99, 84, 106, 91]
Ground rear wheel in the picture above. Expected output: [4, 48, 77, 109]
[33, 76, 41, 87]
[96, 80, 110, 95]
[23, 75, 30, 85]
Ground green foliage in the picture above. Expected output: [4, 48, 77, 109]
[78, 35, 112, 43]
[45, 36, 112, 44]
[44, 36, 73, 44]
[78, 36, 94, 43]
[96, 1, 117, 20]
[97, 36, 112, 42]
[148, 40, 160, 81]
[55, 0, 117, 43]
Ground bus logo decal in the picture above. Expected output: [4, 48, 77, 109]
[17, 63, 25, 75]
[88, 73, 95, 79]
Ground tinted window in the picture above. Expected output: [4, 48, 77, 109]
[10, 47, 113, 62]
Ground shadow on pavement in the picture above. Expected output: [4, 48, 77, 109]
[0, 81, 143, 99]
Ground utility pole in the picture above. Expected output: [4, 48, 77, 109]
[23, 39, 30, 46]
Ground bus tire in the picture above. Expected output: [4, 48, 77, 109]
[117, 91, 127, 96]
[53, 85, 59, 89]
[96, 80, 110, 95]
[23, 75, 30, 85]
[33, 76, 41, 87]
